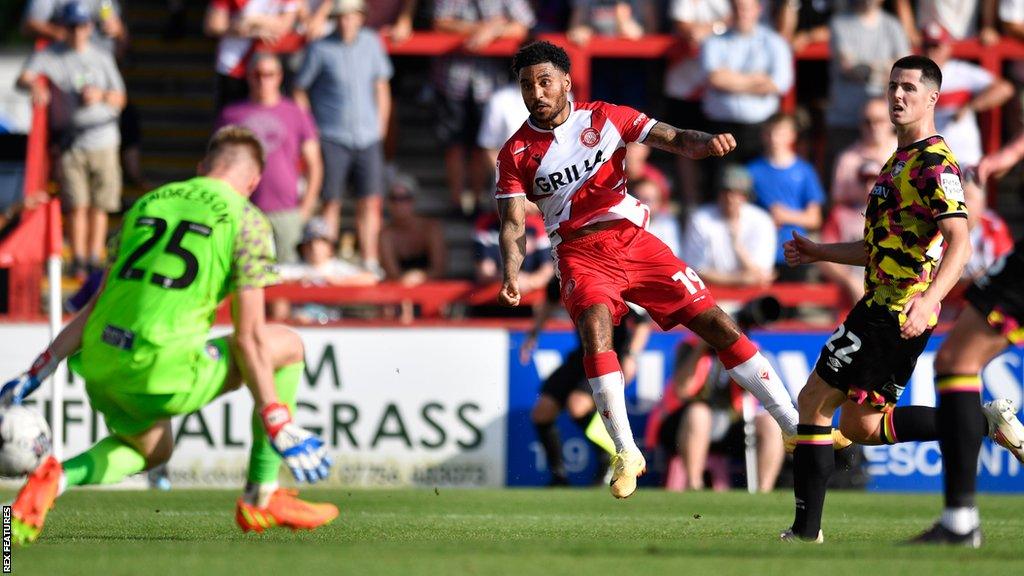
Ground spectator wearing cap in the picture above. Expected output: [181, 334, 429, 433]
[216, 53, 323, 264]
[894, 0, 1000, 46]
[921, 23, 1012, 167]
[294, 0, 392, 276]
[825, 0, 908, 178]
[680, 164, 776, 287]
[379, 178, 447, 287]
[700, 0, 793, 191]
[22, 0, 127, 55]
[432, 0, 534, 215]
[204, 0, 300, 111]
[746, 112, 824, 280]
[17, 1, 126, 279]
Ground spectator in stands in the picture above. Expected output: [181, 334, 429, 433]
[921, 23, 1012, 168]
[825, 0, 907, 178]
[432, 0, 534, 216]
[830, 97, 895, 206]
[477, 80, 530, 179]
[17, 2, 125, 279]
[22, 0, 126, 55]
[664, 0, 731, 205]
[294, 0, 392, 276]
[216, 53, 322, 264]
[379, 174, 447, 286]
[624, 142, 671, 204]
[632, 177, 682, 256]
[700, 0, 792, 190]
[305, 0, 418, 41]
[680, 164, 776, 287]
[894, 0, 1000, 46]
[961, 168, 1014, 282]
[568, 1, 654, 109]
[204, 0, 300, 111]
[747, 112, 824, 280]
[474, 202, 552, 290]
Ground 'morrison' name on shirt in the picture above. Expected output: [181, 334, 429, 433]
[533, 150, 606, 194]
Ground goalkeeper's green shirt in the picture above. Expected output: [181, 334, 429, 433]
[79, 176, 279, 393]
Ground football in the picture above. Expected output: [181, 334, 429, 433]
[0, 405, 52, 477]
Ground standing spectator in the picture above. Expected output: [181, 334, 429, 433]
[747, 112, 825, 279]
[216, 53, 322, 264]
[477, 81, 530, 177]
[294, 0, 392, 275]
[17, 2, 125, 279]
[700, 0, 793, 189]
[568, 1, 651, 109]
[632, 177, 682, 257]
[664, 0, 731, 205]
[922, 24, 1012, 167]
[825, 0, 908, 177]
[204, 0, 300, 111]
[894, 0, 1000, 46]
[680, 165, 776, 287]
[432, 0, 534, 216]
[379, 177, 447, 302]
[22, 0, 126, 55]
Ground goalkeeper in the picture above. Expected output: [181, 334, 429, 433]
[3, 126, 336, 545]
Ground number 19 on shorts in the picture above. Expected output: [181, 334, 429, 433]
[673, 268, 706, 295]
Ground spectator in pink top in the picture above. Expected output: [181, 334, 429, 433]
[216, 52, 322, 264]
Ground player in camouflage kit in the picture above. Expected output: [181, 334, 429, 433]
[2, 127, 336, 545]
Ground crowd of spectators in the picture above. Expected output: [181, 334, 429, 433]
[14, 0, 1024, 327]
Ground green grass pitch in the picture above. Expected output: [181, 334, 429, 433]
[5, 488, 1023, 575]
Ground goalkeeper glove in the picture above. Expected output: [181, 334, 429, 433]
[0, 350, 58, 407]
[261, 402, 332, 483]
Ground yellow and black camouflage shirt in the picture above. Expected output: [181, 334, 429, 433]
[863, 135, 967, 315]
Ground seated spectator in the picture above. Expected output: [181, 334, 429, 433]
[831, 97, 896, 206]
[680, 164, 776, 287]
[204, 0, 300, 111]
[625, 142, 671, 203]
[961, 169, 1013, 282]
[651, 332, 783, 492]
[825, 0, 907, 178]
[380, 176, 447, 286]
[22, 0, 127, 55]
[17, 1, 126, 279]
[747, 112, 824, 280]
[632, 177, 682, 256]
[432, 0, 533, 216]
[700, 0, 793, 190]
[294, 0, 392, 275]
[922, 24, 1012, 168]
[819, 160, 875, 306]
[474, 203, 553, 291]
[894, 0, 1000, 46]
[664, 0, 731, 205]
[279, 218, 379, 286]
[216, 53, 322, 264]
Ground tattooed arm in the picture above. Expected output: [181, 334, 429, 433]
[642, 121, 737, 160]
[497, 195, 528, 307]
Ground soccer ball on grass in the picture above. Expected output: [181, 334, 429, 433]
[0, 405, 52, 477]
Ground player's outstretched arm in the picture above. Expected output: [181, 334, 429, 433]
[783, 231, 868, 267]
[643, 121, 736, 160]
[497, 196, 527, 307]
[0, 273, 107, 406]
[233, 288, 330, 482]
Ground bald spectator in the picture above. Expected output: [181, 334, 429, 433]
[204, 0, 300, 111]
[680, 165, 776, 288]
[432, 0, 534, 216]
[700, 0, 792, 189]
[922, 24, 1012, 167]
[825, 0, 908, 177]
[17, 2, 126, 280]
[216, 53, 322, 265]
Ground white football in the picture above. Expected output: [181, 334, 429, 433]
[0, 405, 52, 477]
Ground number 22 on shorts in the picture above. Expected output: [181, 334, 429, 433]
[672, 267, 706, 295]
[825, 324, 862, 365]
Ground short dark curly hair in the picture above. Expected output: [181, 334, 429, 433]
[511, 40, 571, 76]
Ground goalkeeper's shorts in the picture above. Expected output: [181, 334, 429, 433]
[69, 336, 232, 436]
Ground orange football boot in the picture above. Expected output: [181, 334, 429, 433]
[235, 488, 338, 533]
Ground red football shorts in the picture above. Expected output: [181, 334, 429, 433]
[555, 221, 716, 330]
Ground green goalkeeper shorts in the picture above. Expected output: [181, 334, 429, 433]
[69, 336, 232, 437]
